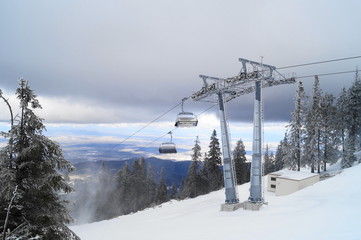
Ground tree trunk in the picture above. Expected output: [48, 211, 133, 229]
[323, 137, 328, 172]
[311, 152, 315, 173]
[317, 130, 321, 174]
[296, 128, 300, 172]
[2, 186, 18, 240]
[342, 128, 345, 163]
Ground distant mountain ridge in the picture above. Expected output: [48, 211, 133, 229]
[72, 157, 192, 187]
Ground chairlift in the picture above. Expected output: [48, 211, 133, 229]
[159, 131, 177, 154]
[175, 98, 198, 128]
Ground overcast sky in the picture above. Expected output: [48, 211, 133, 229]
[1, 0, 361, 125]
[1, 0, 361, 160]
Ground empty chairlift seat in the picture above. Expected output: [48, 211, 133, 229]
[159, 142, 177, 154]
[175, 112, 198, 127]
[159, 131, 177, 154]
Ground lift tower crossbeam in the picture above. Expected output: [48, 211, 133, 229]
[192, 58, 295, 208]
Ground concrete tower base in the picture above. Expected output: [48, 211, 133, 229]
[220, 203, 244, 212]
[242, 201, 265, 211]
[220, 201, 267, 211]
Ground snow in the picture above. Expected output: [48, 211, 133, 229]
[71, 164, 361, 240]
[269, 169, 319, 181]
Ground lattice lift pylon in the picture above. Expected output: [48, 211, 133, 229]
[192, 58, 295, 210]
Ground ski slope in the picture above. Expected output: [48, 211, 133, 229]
[71, 164, 361, 240]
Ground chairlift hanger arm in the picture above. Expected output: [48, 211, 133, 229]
[175, 97, 198, 127]
[239, 58, 276, 70]
[199, 74, 224, 81]
[192, 58, 295, 103]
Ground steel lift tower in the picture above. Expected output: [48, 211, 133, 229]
[192, 58, 295, 211]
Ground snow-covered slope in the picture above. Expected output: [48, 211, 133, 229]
[71, 164, 361, 240]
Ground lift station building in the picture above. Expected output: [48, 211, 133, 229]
[267, 170, 320, 196]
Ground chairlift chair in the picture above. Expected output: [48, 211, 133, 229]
[175, 112, 198, 127]
[159, 131, 177, 154]
[175, 98, 198, 128]
[159, 142, 177, 154]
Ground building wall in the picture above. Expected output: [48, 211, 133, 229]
[267, 173, 320, 196]
[267, 174, 277, 192]
[298, 175, 320, 190]
[275, 178, 299, 196]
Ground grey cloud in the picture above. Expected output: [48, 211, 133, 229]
[1, 0, 360, 124]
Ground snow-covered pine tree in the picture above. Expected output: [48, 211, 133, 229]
[263, 144, 276, 175]
[180, 136, 203, 199]
[353, 68, 361, 149]
[204, 130, 223, 191]
[156, 168, 168, 204]
[138, 157, 156, 209]
[270, 151, 275, 169]
[347, 69, 361, 149]
[319, 93, 340, 170]
[0, 80, 79, 240]
[199, 152, 210, 194]
[93, 162, 117, 221]
[336, 87, 349, 164]
[233, 138, 249, 184]
[129, 158, 149, 212]
[0, 139, 16, 232]
[274, 135, 287, 171]
[283, 131, 296, 170]
[287, 81, 307, 171]
[341, 69, 361, 167]
[146, 164, 157, 207]
[304, 75, 323, 173]
[115, 158, 165, 216]
[115, 162, 132, 214]
[342, 136, 357, 168]
[169, 183, 178, 200]
[274, 144, 283, 172]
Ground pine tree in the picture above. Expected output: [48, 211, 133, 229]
[341, 69, 361, 167]
[336, 87, 349, 165]
[283, 131, 297, 170]
[342, 136, 357, 168]
[269, 151, 275, 170]
[156, 168, 168, 204]
[93, 162, 117, 221]
[264, 144, 276, 175]
[351, 69, 361, 149]
[115, 162, 132, 214]
[180, 136, 203, 199]
[274, 134, 287, 171]
[287, 81, 307, 171]
[115, 158, 171, 215]
[138, 157, 152, 209]
[146, 165, 157, 207]
[233, 138, 249, 184]
[204, 130, 223, 191]
[304, 75, 323, 173]
[199, 152, 210, 192]
[319, 93, 340, 170]
[169, 183, 178, 200]
[129, 158, 148, 212]
[0, 80, 79, 240]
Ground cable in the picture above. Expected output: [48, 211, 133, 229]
[143, 103, 217, 148]
[108, 100, 184, 152]
[296, 70, 357, 79]
[277, 56, 361, 69]
[196, 104, 216, 117]
[144, 127, 178, 147]
[106, 60, 360, 153]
